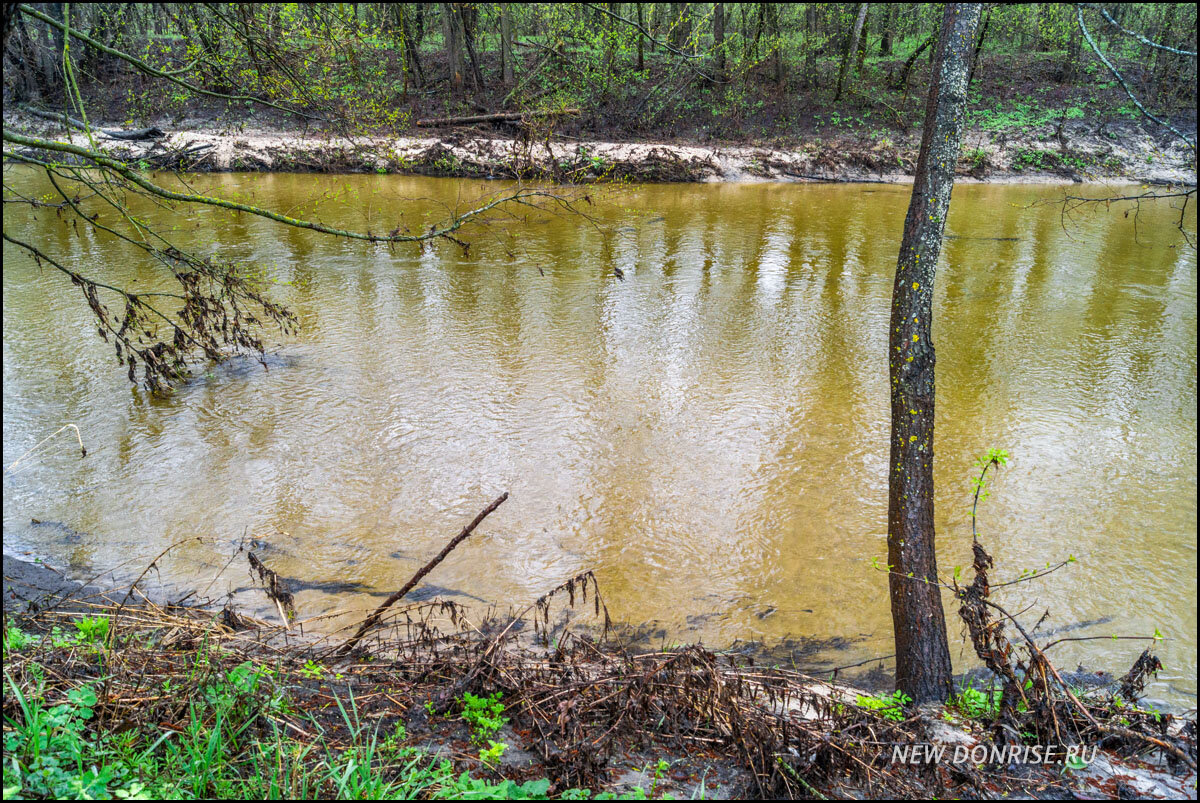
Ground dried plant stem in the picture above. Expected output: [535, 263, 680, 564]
[337, 492, 508, 656]
[4, 424, 86, 473]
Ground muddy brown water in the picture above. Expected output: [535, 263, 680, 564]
[3, 170, 1196, 704]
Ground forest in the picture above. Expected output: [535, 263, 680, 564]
[3, 3, 1197, 176]
[2, 3, 1197, 801]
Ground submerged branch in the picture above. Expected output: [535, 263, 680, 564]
[337, 493, 509, 656]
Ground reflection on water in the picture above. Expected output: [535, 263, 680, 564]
[3, 171, 1196, 703]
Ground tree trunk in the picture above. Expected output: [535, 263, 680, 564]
[713, 2, 725, 81]
[442, 3, 465, 94]
[881, 3, 896, 56]
[40, 1, 64, 88]
[500, 4, 514, 85]
[3, 2, 18, 52]
[887, 2, 982, 706]
[1063, 8, 1080, 85]
[751, 3, 764, 61]
[460, 4, 484, 90]
[801, 4, 815, 87]
[635, 3, 644, 70]
[969, 7, 990, 88]
[834, 3, 868, 101]
[670, 2, 690, 51]
[769, 2, 783, 84]
[855, 4, 870, 75]
[400, 5, 425, 88]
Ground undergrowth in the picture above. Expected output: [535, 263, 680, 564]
[0, 623, 649, 800]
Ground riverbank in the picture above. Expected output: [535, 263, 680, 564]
[5, 107, 1195, 185]
[3, 551, 1195, 800]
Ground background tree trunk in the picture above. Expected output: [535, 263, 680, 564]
[887, 1, 982, 706]
[713, 2, 725, 81]
[855, 5, 870, 75]
[834, 3, 868, 101]
[635, 3, 644, 71]
[500, 4, 514, 86]
[969, 7, 990, 87]
[769, 2, 783, 84]
[400, 4, 425, 88]
[881, 3, 896, 56]
[460, 4, 484, 90]
[442, 3, 465, 94]
[803, 3, 817, 87]
[670, 2, 690, 50]
[894, 32, 934, 89]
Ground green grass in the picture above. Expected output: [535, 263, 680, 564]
[969, 101, 1086, 132]
[2, 622, 666, 800]
[1011, 147, 1090, 172]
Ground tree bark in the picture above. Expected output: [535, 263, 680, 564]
[442, 3, 465, 94]
[500, 4, 514, 85]
[887, 2, 982, 706]
[881, 3, 896, 56]
[399, 4, 425, 89]
[713, 2, 725, 81]
[769, 2, 783, 84]
[969, 7, 990, 88]
[834, 2, 868, 101]
[460, 3, 484, 90]
[670, 2, 690, 51]
[4, 2, 21, 52]
[855, 4, 870, 75]
[635, 3, 644, 70]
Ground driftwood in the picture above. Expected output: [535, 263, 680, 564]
[22, 106, 166, 139]
[336, 492, 509, 656]
[415, 109, 579, 127]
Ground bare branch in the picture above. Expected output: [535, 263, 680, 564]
[1075, 4, 1195, 151]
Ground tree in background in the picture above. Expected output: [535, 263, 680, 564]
[1, 3, 577, 394]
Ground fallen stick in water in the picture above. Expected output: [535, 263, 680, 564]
[248, 552, 296, 631]
[336, 492, 509, 656]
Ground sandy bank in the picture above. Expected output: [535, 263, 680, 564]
[5, 110, 1195, 185]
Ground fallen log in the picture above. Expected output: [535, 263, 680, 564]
[21, 106, 166, 139]
[415, 109, 579, 127]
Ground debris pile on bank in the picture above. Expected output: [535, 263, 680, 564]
[3, 539, 1194, 799]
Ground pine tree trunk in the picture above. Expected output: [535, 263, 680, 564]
[887, 2, 982, 706]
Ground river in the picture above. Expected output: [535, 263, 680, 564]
[3, 170, 1196, 704]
